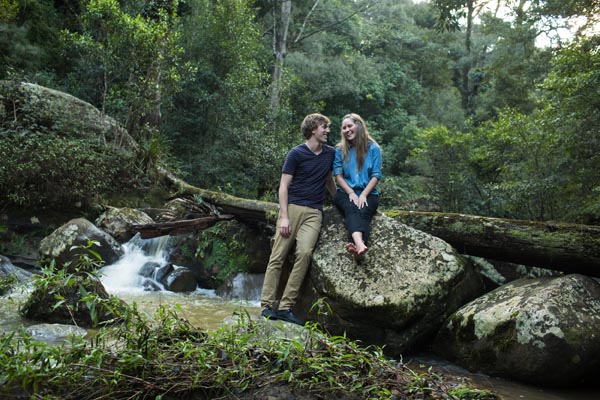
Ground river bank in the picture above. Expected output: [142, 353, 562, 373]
[2, 287, 599, 399]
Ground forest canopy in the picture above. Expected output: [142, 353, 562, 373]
[1, 0, 599, 224]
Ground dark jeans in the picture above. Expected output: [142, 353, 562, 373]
[333, 191, 379, 243]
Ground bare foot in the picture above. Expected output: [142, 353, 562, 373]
[355, 242, 368, 256]
[345, 242, 357, 254]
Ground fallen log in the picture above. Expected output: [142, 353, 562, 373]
[159, 168, 600, 276]
[159, 167, 278, 222]
[132, 214, 235, 239]
[387, 210, 600, 277]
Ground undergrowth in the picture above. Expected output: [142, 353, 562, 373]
[0, 246, 498, 400]
[0, 304, 499, 399]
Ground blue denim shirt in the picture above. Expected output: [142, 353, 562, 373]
[333, 141, 382, 195]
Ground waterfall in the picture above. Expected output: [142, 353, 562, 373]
[99, 233, 263, 304]
[99, 233, 171, 293]
[217, 273, 264, 304]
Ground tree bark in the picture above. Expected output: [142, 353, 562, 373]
[388, 210, 600, 277]
[132, 215, 235, 239]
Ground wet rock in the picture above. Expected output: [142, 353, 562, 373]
[95, 207, 154, 242]
[21, 273, 123, 328]
[164, 266, 197, 292]
[39, 218, 124, 271]
[0, 255, 32, 282]
[433, 274, 600, 386]
[155, 263, 174, 283]
[142, 279, 162, 291]
[26, 323, 88, 343]
[139, 261, 161, 278]
[217, 272, 264, 302]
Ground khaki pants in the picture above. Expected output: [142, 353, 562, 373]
[261, 204, 322, 310]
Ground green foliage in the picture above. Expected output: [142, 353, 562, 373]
[412, 108, 574, 220]
[136, 125, 180, 180]
[0, 130, 138, 209]
[472, 109, 568, 220]
[0, 275, 18, 295]
[378, 174, 435, 211]
[473, 12, 550, 123]
[195, 222, 251, 288]
[0, 0, 60, 80]
[0, 300, 489, 399]
[0, 0, 18, 23]
[449, 386, 498, 399]
[162, 0, 278, 198]
[412, 125, 476, 213]
[0, 229, 27, 256]
[20, 241, 125, 327]
[2, 0, 597, 224]
[62, 0, 190, 141]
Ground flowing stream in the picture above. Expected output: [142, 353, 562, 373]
[97, 234, 262, 327]
[1, 235, 599, 399]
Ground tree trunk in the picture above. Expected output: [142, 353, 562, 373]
[160, 168, 600, 276]
[269, 0, 291, 113]
[462, 0, 474, 115]
[389, 210, 600, 277]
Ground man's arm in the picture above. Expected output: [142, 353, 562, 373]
[278, 173, 293, 237]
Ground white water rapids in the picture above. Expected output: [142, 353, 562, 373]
[99, 234, 171, 293]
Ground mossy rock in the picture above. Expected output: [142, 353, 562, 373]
[20, 274, 124, 328]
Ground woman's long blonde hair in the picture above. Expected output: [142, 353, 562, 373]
[338, 113, 377, 171]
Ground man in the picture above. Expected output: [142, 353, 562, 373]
[260, 113, 337, 325]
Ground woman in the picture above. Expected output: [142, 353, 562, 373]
[333, 113, 382, 258]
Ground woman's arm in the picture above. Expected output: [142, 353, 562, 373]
[357, 144, 382, 208]
[336, 174, 360, 206]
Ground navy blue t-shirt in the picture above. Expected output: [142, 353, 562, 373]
[282, 143, 335, 210]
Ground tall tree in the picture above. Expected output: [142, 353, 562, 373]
[63, 0, 188, 141]
[269, 0, 291, 114]
[432, 0, 488, 115]
[538, 35, 600, 222]
[431, 0, 551, 118]
[161, 0, 276, 198]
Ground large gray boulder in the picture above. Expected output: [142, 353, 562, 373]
[95, 206, 154, 243]
[39, 218, 124, 271]
[296, 208, 484, 356]
[433, 274, 600, 386]
[0, 81, 137, 150]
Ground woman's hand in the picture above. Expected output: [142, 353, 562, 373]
[349, 192, 360, 207]
[357, 193, 368, 209]
[349, 192, 368, 209]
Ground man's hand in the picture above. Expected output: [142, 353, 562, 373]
[279, 217, 291, 237]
